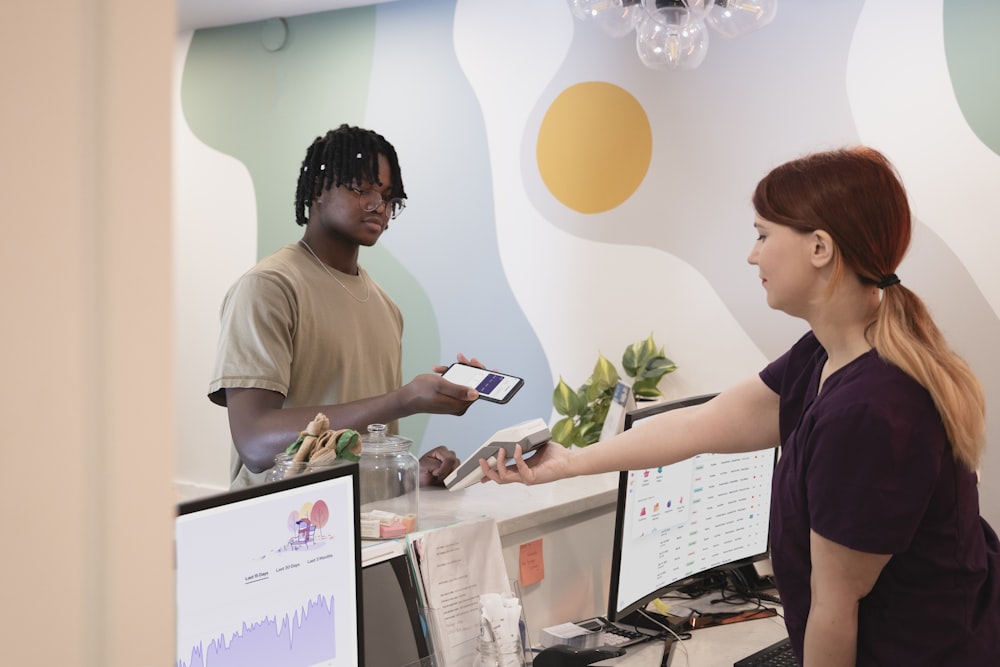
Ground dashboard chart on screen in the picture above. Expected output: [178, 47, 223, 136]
[175, 466, 363, 667]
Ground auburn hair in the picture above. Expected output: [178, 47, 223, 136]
[752, 147, 985, 471]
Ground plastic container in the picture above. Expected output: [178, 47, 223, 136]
[472, 637, 525, 667]
[358, 423, 419, 540]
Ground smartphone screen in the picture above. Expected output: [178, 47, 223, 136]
[441, 363, 524, 404]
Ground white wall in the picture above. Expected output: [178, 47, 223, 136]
[172, 31, 257, 500]
[171, 0, 1000, 530]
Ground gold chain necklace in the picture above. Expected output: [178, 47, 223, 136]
[299, 239, 371, 303]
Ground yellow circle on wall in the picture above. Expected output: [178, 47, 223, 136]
[537, 82, 652, 214]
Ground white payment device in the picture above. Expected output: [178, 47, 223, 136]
[443, 418, 551, 491]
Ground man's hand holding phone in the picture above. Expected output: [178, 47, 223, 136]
[439, 360, 524, 404]
[432, 353, 524, 404]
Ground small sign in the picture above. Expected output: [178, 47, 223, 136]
[519, 538, 544, 587]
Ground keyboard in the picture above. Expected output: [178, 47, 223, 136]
[733, 637, 797, 667]
[593, 625, 656, 648]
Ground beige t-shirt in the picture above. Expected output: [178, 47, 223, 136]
[209, 242, 403, 487]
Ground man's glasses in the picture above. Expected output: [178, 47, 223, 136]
[349, 186, 406, 220]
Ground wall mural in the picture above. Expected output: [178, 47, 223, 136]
[176, 0, 1000, 519]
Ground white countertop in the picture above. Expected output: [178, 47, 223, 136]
[590, 612, 788, 666]
[418, 472, 621, 536]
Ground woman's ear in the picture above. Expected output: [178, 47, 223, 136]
[810, 230, 835, 268]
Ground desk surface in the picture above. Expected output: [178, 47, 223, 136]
[592, 612, 789, 666]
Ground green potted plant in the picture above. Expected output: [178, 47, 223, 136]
[551, 333, 677, 447]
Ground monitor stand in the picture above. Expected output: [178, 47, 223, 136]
[619, 609, 690, 635]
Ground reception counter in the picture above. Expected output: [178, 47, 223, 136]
[359, 469, 789, 665]
[417, 472, 621, 639]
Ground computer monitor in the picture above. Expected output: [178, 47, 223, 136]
[606, 393, 776, 624]
[175, 464, 363, 667]
[361, 551, 433, 667]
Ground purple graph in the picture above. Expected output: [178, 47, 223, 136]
[179, 594, 337, 667]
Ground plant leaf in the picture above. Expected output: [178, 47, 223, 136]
[624, 333, 660, 377]
[622, 341, 640, 377]
[579, 420, 604, 446]
[632, 377, 663, 398]
[551, 417, 577, 448]
[590, 394, 612, 429]
[552, 334, 679, 445]
[590, 353, 619, 393]
[639, 356, 678, 380]
[552, 378, 582, 416]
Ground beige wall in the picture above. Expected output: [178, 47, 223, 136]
[1, 1, 175, 664]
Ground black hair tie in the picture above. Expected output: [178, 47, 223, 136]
[877, 273, 900, 289]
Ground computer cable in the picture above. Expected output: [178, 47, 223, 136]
[637, 608, 690, 667]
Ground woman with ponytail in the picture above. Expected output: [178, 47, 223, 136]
[484, 147, 999, 665]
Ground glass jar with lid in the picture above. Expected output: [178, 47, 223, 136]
[358, 423, 419, 540]
[266, 454, 335, 483]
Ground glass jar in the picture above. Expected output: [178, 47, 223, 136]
[358, 423, 419, 540]
[266, 453, 341, 483]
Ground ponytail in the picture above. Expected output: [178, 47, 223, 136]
[873, 284, 985, 471]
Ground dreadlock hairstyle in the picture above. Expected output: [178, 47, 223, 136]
[294, 124, 406, 227]
[752, 146, 986, 472]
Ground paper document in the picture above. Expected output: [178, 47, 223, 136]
[408, 517, 512, 666]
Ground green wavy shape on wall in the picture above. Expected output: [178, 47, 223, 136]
[180, 7, 438, 443]
[944, 0, 1000, 155]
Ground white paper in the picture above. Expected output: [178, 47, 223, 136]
[410, 518, 512, 666]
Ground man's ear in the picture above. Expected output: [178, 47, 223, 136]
[810, 230, 835, 268]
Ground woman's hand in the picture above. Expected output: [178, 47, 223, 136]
[479, 440, 574, 486]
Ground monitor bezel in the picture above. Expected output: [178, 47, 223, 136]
[606, 393, 774, 623]
[175, 463, 365, 667]
[362, 552, 432, 666]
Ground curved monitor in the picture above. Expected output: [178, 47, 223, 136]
[606, 393, 776, 623]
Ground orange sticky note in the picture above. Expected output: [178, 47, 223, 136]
[519, 538, 544, 587]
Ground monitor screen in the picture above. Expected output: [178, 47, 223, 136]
[175, 465, 363, 667]
[606, 394, 776, 623]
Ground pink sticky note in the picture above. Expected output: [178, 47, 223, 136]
[519, 539, 544, 587]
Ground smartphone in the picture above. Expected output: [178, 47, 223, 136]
[441, 362, 524, 404]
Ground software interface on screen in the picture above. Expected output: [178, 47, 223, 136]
[175, 469, 361, 667]
[612, 418, 775, 619]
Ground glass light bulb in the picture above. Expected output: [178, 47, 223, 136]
[594, 1, 643, 38]
[640, 0, 713, 28]
[569, 0, 642, 37]
[635, 15, 709, 70]
[706, 0, 778, 39]
[569, 0, 620, 21]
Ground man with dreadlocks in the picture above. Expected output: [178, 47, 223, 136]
[209, 125, 475, 488]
